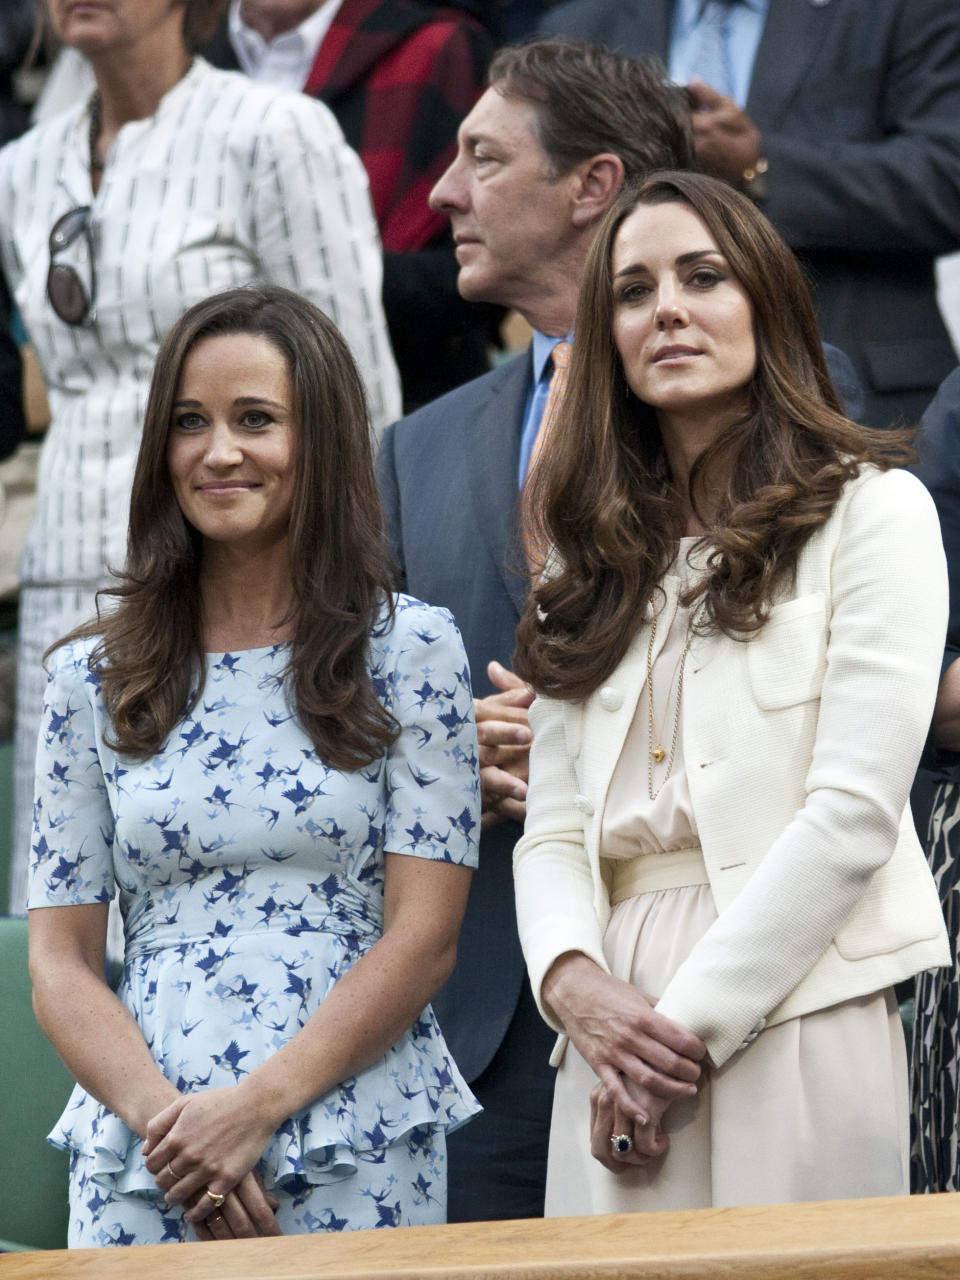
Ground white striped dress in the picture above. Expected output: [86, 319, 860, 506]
[0, 58, 401, 913]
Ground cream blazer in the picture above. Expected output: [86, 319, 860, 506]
[514, 467, 950, 1068]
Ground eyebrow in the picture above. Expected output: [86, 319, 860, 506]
[462, 130, 494, 151]
[613, 249, 724, 279]
[172, 396, 288, 411]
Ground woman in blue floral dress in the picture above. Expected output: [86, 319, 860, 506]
[27, 284, 481, 1247]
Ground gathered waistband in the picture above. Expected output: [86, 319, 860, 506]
[610, 846, 708, 903]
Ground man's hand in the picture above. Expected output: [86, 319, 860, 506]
[475, 660, 533, 829]
[688, 78, 762, 182]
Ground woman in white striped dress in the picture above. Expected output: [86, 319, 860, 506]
[0, 0, 401, 916]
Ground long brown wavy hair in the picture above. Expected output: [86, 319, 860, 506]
[58, 284, 398, 770]
[514, 171, 913, 700]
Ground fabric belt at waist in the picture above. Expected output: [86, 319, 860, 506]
[610, 846, 709, 903]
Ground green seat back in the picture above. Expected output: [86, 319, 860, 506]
[0, 916, 72, 1250]
[0, 741, 13, 912]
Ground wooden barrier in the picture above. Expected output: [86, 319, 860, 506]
[2, 1194, 960, 1279]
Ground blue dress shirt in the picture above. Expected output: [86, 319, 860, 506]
[517, 330, 574, 487]
[669, 0, 768, 107]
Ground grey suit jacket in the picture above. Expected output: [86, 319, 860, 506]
[377, 355, 532, 1080]
[541, 0, 960, 429]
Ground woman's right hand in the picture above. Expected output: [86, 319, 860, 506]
[143, 1085, 280, 1225]
[543, 952, 706, 1124]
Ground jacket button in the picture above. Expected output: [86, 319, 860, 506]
[573, 794, 595, 816]
[598, 686, 623, 711]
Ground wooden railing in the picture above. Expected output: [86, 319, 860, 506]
[3, 1194, 960, 1278]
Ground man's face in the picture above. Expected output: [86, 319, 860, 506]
[429, 87, 580, 313]
[237, 0, 324, 40]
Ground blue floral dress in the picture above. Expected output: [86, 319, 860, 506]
[28, 596, 481, 1246]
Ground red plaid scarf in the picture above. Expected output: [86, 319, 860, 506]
[304, 0, 493, 253]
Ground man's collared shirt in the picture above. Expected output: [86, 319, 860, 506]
[229, 0, 345, 91]
[669, 0, 769, 108]
[518, 330, 574, 487]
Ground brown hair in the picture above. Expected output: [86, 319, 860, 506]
[488, 39, 695, 183]
[59, 284, 398, 770]
[514, 171, 913, 700]
[181, 0, 229, 52]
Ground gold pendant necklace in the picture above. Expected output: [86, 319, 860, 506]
[645, 603, 701, 801]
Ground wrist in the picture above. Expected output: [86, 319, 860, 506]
[236, 1067, 296, 1137]
[128, 1083, 182, 1140]
[542, 950, 603, 1024]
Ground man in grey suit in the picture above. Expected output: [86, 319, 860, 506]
[539, 0, 960, 430]
[376, 40, 696, 1224]
[376, 37, 862, 1223]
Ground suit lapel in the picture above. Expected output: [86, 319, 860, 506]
[602, 0, 672, 56]
[639, 0, 674, 58]
[464, 354, 531, 622]
[628, 0, 835, 134]
[746, 0, 836, 129]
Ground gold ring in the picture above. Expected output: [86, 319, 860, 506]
[205, 1189, 226, 1208]
[165, 1162, 182, 1180]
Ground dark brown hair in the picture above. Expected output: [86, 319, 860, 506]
[181, 0, 229, 52]
[514, 171, 913, 700]
[59, 284, 397, 770]
[489, 39, 695, 183]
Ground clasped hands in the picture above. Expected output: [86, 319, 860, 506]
[476, 660, 534, 828]
[543, 954, 707, 1175]
[141, 1086, 282, 1241]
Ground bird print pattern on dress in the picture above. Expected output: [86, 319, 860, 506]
[30, 595, 480, 1245]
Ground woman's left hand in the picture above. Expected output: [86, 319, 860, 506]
[142, 1087, 277, 1223]
[189, 1171, 282, 1241]
[589, 1074, 672, 1173]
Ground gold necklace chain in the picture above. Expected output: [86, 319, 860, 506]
[645, 603, 701, 802]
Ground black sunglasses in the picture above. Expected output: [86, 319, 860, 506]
[47, 206, 96, 326]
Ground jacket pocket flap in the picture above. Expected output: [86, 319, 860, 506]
[747, 594, 827, 710]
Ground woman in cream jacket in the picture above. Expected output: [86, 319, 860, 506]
[513, 172, 948, 1215]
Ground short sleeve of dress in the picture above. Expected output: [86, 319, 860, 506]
[378, 597, 480, 867]
[27, 640, 117, 909]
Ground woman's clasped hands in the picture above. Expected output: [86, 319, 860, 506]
[542, 952, 707, 1174]
[589, 1070, 673, 1173]
[141, 1086, 282, 1240]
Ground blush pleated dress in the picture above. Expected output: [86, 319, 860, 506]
[545, 540, 909, 1215]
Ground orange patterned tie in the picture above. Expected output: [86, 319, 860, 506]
[524, 340, 572, 576]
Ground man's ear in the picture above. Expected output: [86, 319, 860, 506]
[570, 153, 625, 229]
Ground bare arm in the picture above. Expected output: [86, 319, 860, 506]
[143, 853, 472, 1223]
[933, 657, 960, 752]
[29, 904, 280, 1239]
[29, 903, 181, 1137]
